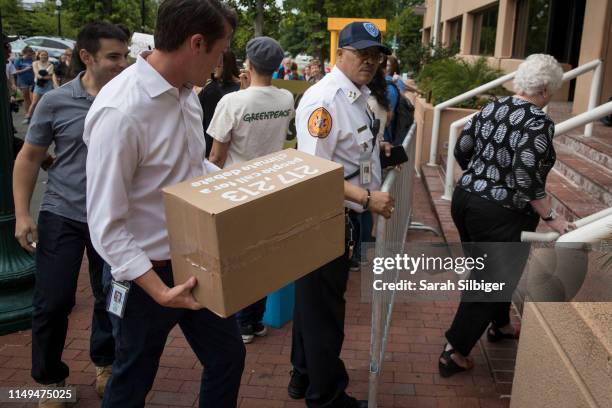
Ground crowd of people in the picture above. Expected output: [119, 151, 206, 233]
[8, 46, 74, 124]
[3, 0, 578, 406]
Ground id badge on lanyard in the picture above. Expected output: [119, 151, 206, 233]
[359, 144, 372, 185]
[358, 106, 376, 185]
[107, 280, 131, 318]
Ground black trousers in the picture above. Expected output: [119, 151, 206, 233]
[291, 213, 353, 408]
[236, 297, 267, 327]
[101, 263, 245, 408]
[31, 211, 114, 384]
[445, 188, 539, 356]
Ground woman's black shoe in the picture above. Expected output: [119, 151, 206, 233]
[344, 397, 368, 408]
[438, 347, 473, 378]
[486, 325, 519, 343]
[287, 369, 308, 399]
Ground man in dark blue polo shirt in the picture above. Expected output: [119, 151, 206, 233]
[12, 22, 129, 406]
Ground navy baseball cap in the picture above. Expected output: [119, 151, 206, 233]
[339, 22, 391, 55]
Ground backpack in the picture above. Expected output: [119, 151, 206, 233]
[388, 81, 415, 145]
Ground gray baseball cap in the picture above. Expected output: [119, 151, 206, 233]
[246, 36, 285, 72]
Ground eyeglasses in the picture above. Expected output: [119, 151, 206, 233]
[342, 47, 385, 64]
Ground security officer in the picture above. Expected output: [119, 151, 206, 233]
[289, 22, 395, 408]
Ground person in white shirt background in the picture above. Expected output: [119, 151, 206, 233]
[83, 0, 245, 407]
[208, 36, 293, 168]
[208, 35, 294, 344]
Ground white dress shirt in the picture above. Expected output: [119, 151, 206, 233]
[84, 54, 208, 282]
[296, 66, 382, 212]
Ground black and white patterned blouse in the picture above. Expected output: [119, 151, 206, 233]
[454, 96, 556, 214]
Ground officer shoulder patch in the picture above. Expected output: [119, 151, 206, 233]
[307, 107, 333, 139]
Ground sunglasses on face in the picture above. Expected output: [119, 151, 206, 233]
[342, 47, 384, 64]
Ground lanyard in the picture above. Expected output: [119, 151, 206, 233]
[345, 107, 378, 181]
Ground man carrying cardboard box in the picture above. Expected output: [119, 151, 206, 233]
[83, 1, 245, 407]
[207, 35, 294, 343]
[289, 22, 395, 408]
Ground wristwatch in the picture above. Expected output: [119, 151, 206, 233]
[363, 189, 371, 210]
[541, 208, 557, 222]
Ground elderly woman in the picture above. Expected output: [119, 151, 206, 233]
[439, 54, 575, 377]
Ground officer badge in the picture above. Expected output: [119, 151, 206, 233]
[363, 23, 379, 38]
[308, 107, 333, 138]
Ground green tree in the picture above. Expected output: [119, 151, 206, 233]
[226, 0, 282, 59]
[29, 1, 68, 37]
[279, 0, 327, 61]
[0, 0, 28, 35]
[386, 1, 424, 74]
[65, 0, 157, 35]
[1, 0, 71, 37]
[278, 0, 417, 64]
[325, 0, 395, 20]
[1, 0, 157, 39]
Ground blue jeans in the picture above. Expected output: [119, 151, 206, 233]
[235, 297, 267, 328]
[101, 263, 245, 408]
[31, 211, 114, 384]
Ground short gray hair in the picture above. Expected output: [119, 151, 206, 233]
[513, 54, 564, 96]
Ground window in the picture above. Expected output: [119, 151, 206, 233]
[423, 28, 431, 44]
[471, 5, 498, 56]
[512, 0, 551, 58]
[42, 39, 69, 49]
[448, 17, 463, 47]
[25, 38, 44, 46]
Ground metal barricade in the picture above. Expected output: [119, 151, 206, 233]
[367, 124, 417, 407]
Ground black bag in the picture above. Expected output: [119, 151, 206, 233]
[36, 69, 49, 87]
[388, 81, 415, 145]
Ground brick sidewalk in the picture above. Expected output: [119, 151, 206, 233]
[0, 177, 510, 408]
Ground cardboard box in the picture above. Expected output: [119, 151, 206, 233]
[162, 149, 345, 317]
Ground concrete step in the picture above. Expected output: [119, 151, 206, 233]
[545, 170, 607, 220]
[553, 144, 612, 207]
[554, 134, 612, 170]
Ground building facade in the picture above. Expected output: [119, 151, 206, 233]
[422, 0, 612, 114]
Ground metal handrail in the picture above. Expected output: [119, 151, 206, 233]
[428, 59, 603, 165]
[521, 207, 612, 243]
[441, 99, 612, 201]
[518, 207, 611, 305]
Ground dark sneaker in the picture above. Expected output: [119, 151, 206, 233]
[349, 259, 360, 271]
[287, 369, 308, 399]
[253, 322, 268, 337]
[240, 325, 254, 344]
[241, 323, 267, 344]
